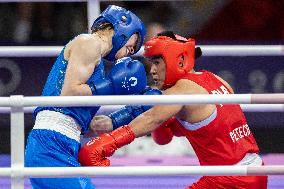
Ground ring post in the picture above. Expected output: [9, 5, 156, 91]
[10, 95, 25, 189]
[87, 0, 100, 32]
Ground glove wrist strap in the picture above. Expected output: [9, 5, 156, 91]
[88, 78, 114, 95]
[110, 125, 135, 148]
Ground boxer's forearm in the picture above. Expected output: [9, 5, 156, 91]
[129, 104, 182, 137]
[129, 110, 164, 138]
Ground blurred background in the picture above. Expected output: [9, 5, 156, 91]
[0, 0, 283, 188]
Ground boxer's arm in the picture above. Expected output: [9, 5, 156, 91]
[61, 35, 102, 96]
[109, 88, 162, 129]
[130, 81, 185, 137]
[78, 81, 185, 166]
[79, 101, 183, 166]
[85, 88, 161, 137]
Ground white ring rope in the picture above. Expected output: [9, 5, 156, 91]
[0, 166, 283, 177]
[0, 104, 283, 114]
[0, 45, 283, 57]
[0, 94, 284, 107]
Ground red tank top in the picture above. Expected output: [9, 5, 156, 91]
[178, 70, 259, 165]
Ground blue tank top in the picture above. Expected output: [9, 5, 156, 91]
[34, 48, 105, 133]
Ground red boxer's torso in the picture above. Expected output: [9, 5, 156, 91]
[178, 70, 259, 165]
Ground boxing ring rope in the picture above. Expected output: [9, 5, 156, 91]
[0, 104, 284, 114]
[1, 94, 284, 189]
[0, 45, 283, 57]
[1, 94, 284, 107]
[1, 166, 284, 177]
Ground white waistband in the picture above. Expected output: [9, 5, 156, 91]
[34, 110, 81, 142]
[235, 153, 262, 166]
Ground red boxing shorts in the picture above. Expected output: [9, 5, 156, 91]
[187, 175, 267, 189]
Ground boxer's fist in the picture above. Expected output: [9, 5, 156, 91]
[79, 125, 135, 166]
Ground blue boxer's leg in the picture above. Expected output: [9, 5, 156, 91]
[25, 129, 94, 189]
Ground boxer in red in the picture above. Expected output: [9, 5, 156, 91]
[79, 31, 267, 189]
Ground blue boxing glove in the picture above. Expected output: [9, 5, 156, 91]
[87, 57, 147, 95]
[109, 87, 162, 130]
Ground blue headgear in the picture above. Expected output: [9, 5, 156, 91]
[91, 5, 146, 61]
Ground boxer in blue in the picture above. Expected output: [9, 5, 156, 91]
[25, 5, 146, 189]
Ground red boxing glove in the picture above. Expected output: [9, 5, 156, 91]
[169, 118, 184, 137]
[151, 117, 184, 145]
[151, 118, 174, 145]
[79, 125, 135, 166]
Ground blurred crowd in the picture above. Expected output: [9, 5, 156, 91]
[0, 2, 87, 45]
[0, 0, 283, 45]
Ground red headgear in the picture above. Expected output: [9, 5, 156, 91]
[144, 35, 195, 89]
